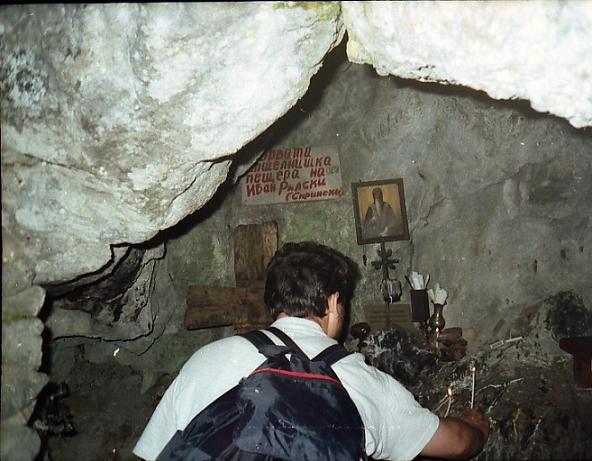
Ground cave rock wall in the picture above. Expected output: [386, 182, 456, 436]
[166, 43, 592, 351]
[343, 1, 592, 128]
[1, 3, 344, 285]
[2, 3, 592, 461]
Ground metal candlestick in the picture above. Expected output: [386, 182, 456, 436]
[429, 303, 446, 334]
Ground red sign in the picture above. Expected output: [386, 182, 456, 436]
[241, 145, 344, 205]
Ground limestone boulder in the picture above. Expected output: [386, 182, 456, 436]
[342, 1, 592, 128]
[0, 422, 42, 461]
[0, 3, 345, 285]
[1, 287, 48, 461]
[46, 244, 171, 353]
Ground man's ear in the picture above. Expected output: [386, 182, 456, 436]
[327, 292, 340, 315]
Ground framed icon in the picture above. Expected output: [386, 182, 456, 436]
[351, 178, 410, 245]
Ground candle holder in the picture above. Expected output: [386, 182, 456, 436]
[410, 288, 430, 339]
[381, 278, 402, 304]
[428, 303, 446, 334]
[409, 289, 430, 322]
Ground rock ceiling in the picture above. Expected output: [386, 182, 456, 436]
[2, 2, 591, 289]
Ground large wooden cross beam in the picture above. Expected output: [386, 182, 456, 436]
[184, 222, 277, 333]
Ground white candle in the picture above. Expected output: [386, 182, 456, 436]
[470, 362, 476, 409]
[444, 386, 453, 417]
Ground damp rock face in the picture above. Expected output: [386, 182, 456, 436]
[358, 290, 592, 460]
[545, 291, 592, 339]
[355, 328, 439, 388]
[1, 287, 49, 461]
[1, 4, 344, 460]
[342, 1, 592, 128]
[0, 3, 344, 286]
[1, 3, 592, 461]
[46, 243, 170, 353]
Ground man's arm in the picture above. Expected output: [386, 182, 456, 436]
[420, 409, 490, 460]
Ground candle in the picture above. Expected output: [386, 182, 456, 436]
[444, 386, 453, 418]
[470, 361, 476, 409]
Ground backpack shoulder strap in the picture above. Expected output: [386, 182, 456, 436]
[312, 343, 352, 366]
[267, 326, 352, 366]
[240, 329, 275, 351]
[266, 326, 308, 360]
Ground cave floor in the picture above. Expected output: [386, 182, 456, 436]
[44, 357, 172, 461]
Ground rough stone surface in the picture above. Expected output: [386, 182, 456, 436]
[21, 40, 592, 461]
[1, 366, 48, 421]
[46, 244, 169, 353]
[2, 3, 592, 460]
[342, 1, 592, 128]
[138, 43, 592, 358]
[357, 291, 592, 460]
[2, 286, 45, 318]
[1, 227, 36, 298]
[0, 423, 41, 461]
[44, 358, 159, 461]
[2, 319, 44, 370]
[43, 246, 131, 298]
[497, 291, 592, 367]
[41, 256, 234, 460]
[201, 44, 592, 348]
[1, 285, 48, 461]
[1, 5, 344, 452]
[0, 3, 344, 285]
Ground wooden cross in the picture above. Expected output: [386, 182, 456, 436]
[184, 222, 277, 333]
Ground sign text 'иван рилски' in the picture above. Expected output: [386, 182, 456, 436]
[241, 145, 344, 206]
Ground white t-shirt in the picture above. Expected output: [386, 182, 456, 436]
[134, 317, 439, 461]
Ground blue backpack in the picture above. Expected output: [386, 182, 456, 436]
[156, 326, 367, 460]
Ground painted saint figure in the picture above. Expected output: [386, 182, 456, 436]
[362, 187, 401, 239]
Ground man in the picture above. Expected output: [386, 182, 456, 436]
[134, 242, 489, 460]
[363, 187, 401, 239]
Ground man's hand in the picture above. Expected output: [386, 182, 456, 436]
[421, 408, 491, 460]
[459, 408, 490, 444]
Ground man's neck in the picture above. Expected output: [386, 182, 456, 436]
[276, 312, 325, 331]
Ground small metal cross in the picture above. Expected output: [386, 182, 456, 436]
[371, 242, 399, 281]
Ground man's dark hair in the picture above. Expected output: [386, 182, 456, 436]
[264, 241, 360, 320]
